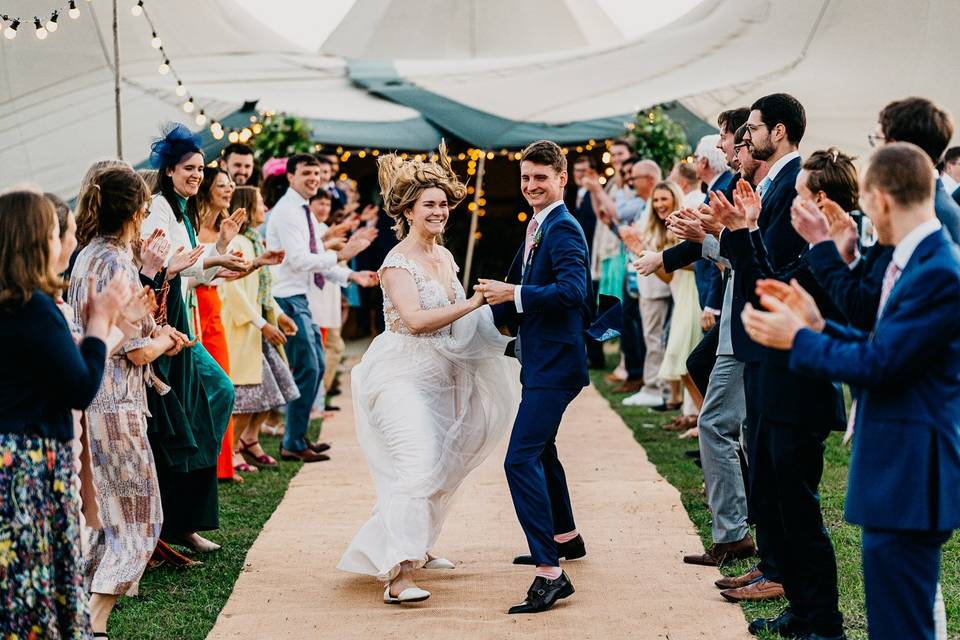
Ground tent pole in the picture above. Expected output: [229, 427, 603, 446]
[112, 0, 123, 159]
[461, 153, 486, 288]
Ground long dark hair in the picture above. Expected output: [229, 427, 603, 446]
[0, 191, 61, 311]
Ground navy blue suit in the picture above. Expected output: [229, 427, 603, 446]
[694, 170, 734, 311]
[492, 203, 593, 566]
[790, 228, 960, 640]
[935, 178, 960, 242]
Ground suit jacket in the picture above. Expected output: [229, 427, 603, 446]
[935, 179, 960, 242]
[491, 203, 594, 389]
[572, 191, 598, 261]
[695, 170, 734, 310]
[791, 229, 960, 531]
[806, 241, 893, 332]
[952, 183, 960, 208]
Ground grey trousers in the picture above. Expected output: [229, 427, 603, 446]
[698, 354, 749, 543]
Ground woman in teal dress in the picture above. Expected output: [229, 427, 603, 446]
[140, 124, 249, 555]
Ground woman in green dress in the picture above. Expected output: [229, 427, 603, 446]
[140, 124, 249, 556]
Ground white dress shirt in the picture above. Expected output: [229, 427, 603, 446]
[514, 199, 565, 312]
[307, 221, 347, 329]
[892, 218, 942, 271]
[764, 150, 801, 186]
[265, 188, 351, 299]
[141, 194, 220, 292]
[941, 172, 959, 196]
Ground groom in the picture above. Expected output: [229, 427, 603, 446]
[479, 139, 595, 614]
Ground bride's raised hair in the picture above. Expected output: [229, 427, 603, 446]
[377, 141, 467, 239]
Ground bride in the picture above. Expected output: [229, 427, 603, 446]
[338, 144, 520, 604]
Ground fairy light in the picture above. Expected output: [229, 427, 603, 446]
[182, 97, 195, 113]
[46, 11, 58, 32]
[131, 0, 143, 16]
[195, 110, 207, 126]
[150, 31, 161, 48]
[34, 17, 47, 39]
[175, 81, 186, 97]
[68, 1, 79, 18]
[227, 130, 240, 143]
[158, 58, 170, 74]
[3, 18, 19, 39]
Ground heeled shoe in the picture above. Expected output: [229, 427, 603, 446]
[424, 557, 455, 570]
[383, 584, 431, 604]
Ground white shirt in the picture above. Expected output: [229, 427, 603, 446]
[307, 221, 346, 329]
[514, 200, 565, 312]
[892, 218, 942, 271]
[683, 188, 705, 210]
[265, 188, 351, 299]
[142, 193, 220, 286]
[941, 172, 959, 195]
[764, 150, 801, 185]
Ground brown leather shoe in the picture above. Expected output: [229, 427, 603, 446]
[720, 577, 785, 602]
[664, 415, 698, 432]
[280, 447, 330, 463]
[604, 372, 624, 383]
[682, 533, 756, 566]
[307, 441, 332, 454]
[612, 379, 644, 393]
[715, 566, 762, 589]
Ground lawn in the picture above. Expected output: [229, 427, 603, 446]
[107, 421, 320, 640]
[591, 367, 959, 640]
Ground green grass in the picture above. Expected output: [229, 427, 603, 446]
[107, 421, 321, 640]
[591, 366, 959, 640]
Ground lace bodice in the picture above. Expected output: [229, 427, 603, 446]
[379, 252, 465, 337]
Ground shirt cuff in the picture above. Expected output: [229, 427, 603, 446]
[704, 307, 721, 316]
[253, 316, 267, 329]
[847, 252, 861, 270]
[514, 284, 524, 313]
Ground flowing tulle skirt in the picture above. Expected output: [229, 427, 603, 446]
[338, 307, 520, 581]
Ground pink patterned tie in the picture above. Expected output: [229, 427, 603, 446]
[847, 259, 902, 444]
[524, 218, 540, 264]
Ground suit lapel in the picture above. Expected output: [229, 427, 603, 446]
[521, 204, 566, 284]
[877, 230, 944, 324]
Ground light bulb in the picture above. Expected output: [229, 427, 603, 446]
[131, 2, 143, 16]
[150, 32, 161, 48]
[182, 98, 195, 113]
[158, 60, 169, 74]
[68, 1, 80, 18]
[239, 128, 252, 143]
[195, 111, 207, 126]
[227, 131, 240, 143]
[210, 121, 222, 133]
[34, 18, 47, 39]
[46, 12, 59, 32]
[175, 82, 186, 97]
[212, 128, 224, 140]
[3, 19, 19, 39]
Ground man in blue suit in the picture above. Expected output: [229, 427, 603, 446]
[742, 143, 960, 640]
[479, 140, 594, 615]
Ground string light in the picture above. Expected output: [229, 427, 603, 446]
[158, 58, 170, 74]
[34, 17, 47, 39]
[3, 18, 19, 39]
[150, 31, 161, 48]
[68, 1, 79, 19]
[46, 11, 58, 32]
[175, 81, 186, 97]
[195, 110, 207, 126]
[131, 0, 143, 16]
[182, 97, 195, 113]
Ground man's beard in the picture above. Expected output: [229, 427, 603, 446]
[750, 140, 774, 161]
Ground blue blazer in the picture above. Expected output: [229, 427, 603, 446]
[791, 229, 960, 531]
[694, 170, 734, 311]
[492, 204, 593, 389]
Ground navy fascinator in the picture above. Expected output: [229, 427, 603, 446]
[150, 122, 202, 169]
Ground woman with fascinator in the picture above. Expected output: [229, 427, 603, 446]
[140, 123, 248, 557]
[337, 144, 520, 604]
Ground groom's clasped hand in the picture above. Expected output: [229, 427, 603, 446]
[473, 279, 515, 305]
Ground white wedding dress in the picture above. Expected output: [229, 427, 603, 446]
[338, 252, 521, 581]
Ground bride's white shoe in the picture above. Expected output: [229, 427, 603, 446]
[423, 557, 455, 570]
[383, 584, 431, 604]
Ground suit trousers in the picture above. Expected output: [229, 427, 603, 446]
[620, 282, 646, 381]
[697, 355, 748, 544]
[685, 322, 719, 397]
[276, 295, 324, 452]
[861, 528, 952, 640]
[751, 417, 842, 636]
[504, 387, 581, 567]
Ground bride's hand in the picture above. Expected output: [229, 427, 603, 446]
[469, 289, 487, 309]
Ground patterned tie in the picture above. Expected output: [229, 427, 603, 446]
[756, 177, 772, 200]
[524, 217, 540, 265]
[876, 259, 901, 320]
[304, 205, 325, 289]
[847, 259, 902, 444]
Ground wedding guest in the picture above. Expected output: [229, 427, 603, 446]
[570, 155, 605, 369]
[670, 160, 704, 209]
[265, 153, 377, 462]
[141, 123, 246, 555]
[219, 142, 257, 187]
[192, 168, 245, 482]
[221, 186, 301, 469]
[718, 93, 846, 640]
[942, 146, 960, 205]
[0, 189, 125, 640]
[691, 134, 732, 316]
[742, 142, 960, 640]
[69, 166, 182, 638]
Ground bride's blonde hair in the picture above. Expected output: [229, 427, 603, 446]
[377, 141, 468, 239]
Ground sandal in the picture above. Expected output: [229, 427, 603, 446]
[239, 439, 278, 468]
[234, 462, 258, 474]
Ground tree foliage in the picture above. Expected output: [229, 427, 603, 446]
[626, 106, 691, 174]
[250, 113, 314, 163]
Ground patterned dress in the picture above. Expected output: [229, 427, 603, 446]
[68, 237, 163, 596]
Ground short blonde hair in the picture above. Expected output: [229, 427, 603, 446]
[378, 141, 467, 239]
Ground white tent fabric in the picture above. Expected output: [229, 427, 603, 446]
[394, 0, 960, 158]
[0, 0, 429, 196]
[321, 0, 623, 60]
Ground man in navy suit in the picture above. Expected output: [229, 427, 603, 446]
[742, 143, 960, 640]
[479, 140, 594, 615]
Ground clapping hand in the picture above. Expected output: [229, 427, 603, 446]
[168, 245, 205, 278]
[709, 190, 747, 231]
[140, 229, 170, 278]
[696, 203, 725, 238]
[217, 207, 247, 251]
[214, 250, 252, 274]
[790, 196, 831, 245]
[633, 250, 663, 276]
[349, 270, 379, 287]
[255, 249, 285, 268]
[732, 179, 761, 228]
[741, 278, 824, 349]
[618, 225, 646, 255]
[359, 204, 379, 223]
[666, 208, 705, 242]
[121, 286, 157, 326]
[820, 198, 859, 264]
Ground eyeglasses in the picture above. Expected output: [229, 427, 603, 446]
[867, 132, 886, 148]
[733, 143, 748, 152]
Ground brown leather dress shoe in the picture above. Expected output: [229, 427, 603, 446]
[720, 576, 785, 602]
[604, 372, 626, 383]
[307, 441, 332, 454]
[612, 379, 644, 393]
[715, 566, 762, 589]
[280, 447, 330, 463]
[682, 533, 756, 566]
[664, 416, 698, 432]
